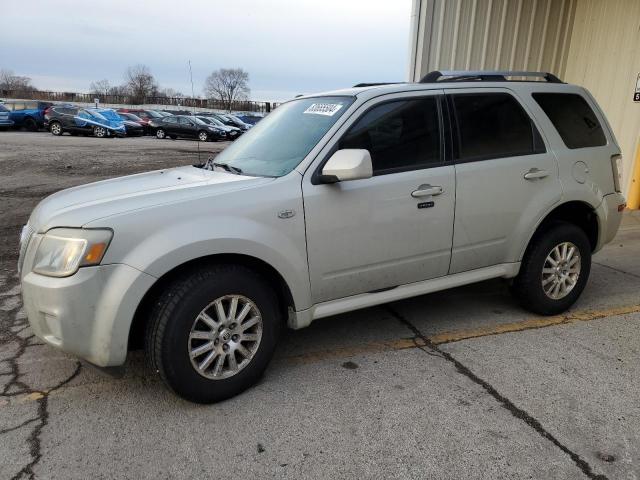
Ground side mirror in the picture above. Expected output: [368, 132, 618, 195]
[319, 149, 373, 183]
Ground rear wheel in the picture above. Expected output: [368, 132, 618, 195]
[156, 128, 166, 139]
[145, 264, 281, 403]
[94, 126, 107, 138]
[512, 222, 591, 315]
[24, 117, 38, 131]
[198, 131, 209, 142]
[49, 121, 63, 136]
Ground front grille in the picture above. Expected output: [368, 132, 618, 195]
[18, 224, 34, 275]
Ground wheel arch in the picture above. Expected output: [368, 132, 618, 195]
[520, 200, 599, 261]
[127, 253, 296, 350]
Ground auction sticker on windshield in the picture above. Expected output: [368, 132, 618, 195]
[304, 103, 343, 116]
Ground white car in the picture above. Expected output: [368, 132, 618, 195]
[19, 71, 626, 403]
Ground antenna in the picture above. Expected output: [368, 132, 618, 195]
[188, 60, 201, 165]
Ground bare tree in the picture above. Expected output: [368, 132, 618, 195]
[0, 69, 36, 91]
[159, 87, 185, 98]
[203, 68, 250, 111]
[124, 64, 158, 103]
[89, 79, 111, 96]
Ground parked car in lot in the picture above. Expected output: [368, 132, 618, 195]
[196, 116, 241, 140]
[46, 106, 126, 137]
[117, 112, 150, 135]
[121, 119, 144, 137]
[0, 104, 14, 129]
[212, 113, 251, 131]
[18, 71, 626, 404]
[234, 113, 263, 125]
[117, 108, 165, 122]
[150, 115, 227, 141]
[1, 100, 53, 130]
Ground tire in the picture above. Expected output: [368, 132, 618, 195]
[156, 128, 166, 139]
[49, 121, 63, 136]
[512, 222, 591, 315]
[24, 117, 38, 131]
[145, 264, 281, 403]
[94, 126, 107, 138]
[198, 131, 209, 142]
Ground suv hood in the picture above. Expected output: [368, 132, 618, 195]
[29, 166, 272, 232]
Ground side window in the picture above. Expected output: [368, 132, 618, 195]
[25, 101, 38, 110]
[532, 93, 606, 149]
[451, 93, 544, 161]
[338, 97, 441, 174]
[8, 103, 24, 111]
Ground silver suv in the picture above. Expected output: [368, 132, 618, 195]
[19, 71, 626, 403]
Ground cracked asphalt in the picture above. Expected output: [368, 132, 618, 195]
[1, 131, 640, 479]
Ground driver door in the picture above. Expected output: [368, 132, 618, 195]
[302, 92, 455, 303]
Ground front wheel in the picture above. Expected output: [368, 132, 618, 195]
[198, 131, 209, 142]
[145, 264, 281, 403]
[512, 222, 591, 315]
[156, 128, 166, 139]
[94, 126, 107, 138]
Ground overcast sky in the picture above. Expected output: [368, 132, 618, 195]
[2, 0, 412, 101]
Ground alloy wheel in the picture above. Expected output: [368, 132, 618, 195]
[541, 241, 581, 300]
[188, 295, 263, 380]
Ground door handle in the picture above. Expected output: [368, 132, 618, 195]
[523, 168, 549, 180]
[411, 185, 443, 198]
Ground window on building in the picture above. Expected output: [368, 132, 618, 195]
[451, 93, 544, 161]
[532, 93, 606, 149]
[339, 97, 441, 174]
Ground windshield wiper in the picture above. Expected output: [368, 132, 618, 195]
[212, 161, 243, 175]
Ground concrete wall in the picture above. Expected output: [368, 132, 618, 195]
[563, 0, 640, 206]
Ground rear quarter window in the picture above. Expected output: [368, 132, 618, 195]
[451, 92, 544, 161]
[532, 93, 606, 149]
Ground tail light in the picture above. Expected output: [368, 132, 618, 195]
[611, 154, 623, 193]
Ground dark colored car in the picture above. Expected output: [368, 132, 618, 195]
[0, 104, 14, 129]
[234, 114, 263, 125]
[118, 112, 150, 134]
[150, 115, 227, 141]
[121, 119, 144, 136]
[1, 100, 53, 130]
[211, 113, 251, 131]
[117, 109, 164, 122]
[196, 116, 241, 140]
[46, 106, 126, 137]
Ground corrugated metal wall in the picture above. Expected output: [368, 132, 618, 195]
[409, 0, 577, 81]
[563, 0, 640, 202]
[409, 0, 640, 201]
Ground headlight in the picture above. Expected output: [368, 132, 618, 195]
[33, 228, 113, 277]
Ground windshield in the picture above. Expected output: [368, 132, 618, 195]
[210, 96, 354, 177]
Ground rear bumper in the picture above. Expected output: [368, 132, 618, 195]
[595, 192, 626, 252]
[21, 264, 156, 367]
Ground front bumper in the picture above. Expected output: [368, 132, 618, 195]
[21, 263, 155, 367]
[595, 192, 626, 251]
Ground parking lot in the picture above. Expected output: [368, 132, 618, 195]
[1, 131, 639, 479]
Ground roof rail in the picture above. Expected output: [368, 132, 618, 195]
[352, 82, 402, 88]
[419, 70, 563, 84]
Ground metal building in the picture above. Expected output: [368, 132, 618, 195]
[409, 0, 640, 208]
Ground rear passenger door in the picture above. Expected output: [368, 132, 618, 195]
[446, 88, 562, 273]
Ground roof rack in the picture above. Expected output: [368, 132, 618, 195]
[352, 82, 402, 88]
[419, 70, 563, 84]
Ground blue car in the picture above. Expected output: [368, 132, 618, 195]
[0, 104, 14, 129]
[46, 106, 126, 137]
[0, 100, 52, 130]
